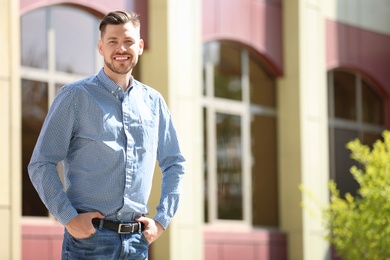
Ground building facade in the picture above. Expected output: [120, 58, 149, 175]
[1, 0, 390, 260]
[202, 0, 390, 259]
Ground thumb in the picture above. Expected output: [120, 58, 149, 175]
[89, 211, 105, 219]
[135, 216, 148, 225]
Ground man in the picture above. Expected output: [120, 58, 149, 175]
[28, 11, 185, 259]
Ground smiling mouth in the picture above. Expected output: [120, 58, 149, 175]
[114, 56, 129, 61]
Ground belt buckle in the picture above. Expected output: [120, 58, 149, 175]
[118, 223, 134, 234]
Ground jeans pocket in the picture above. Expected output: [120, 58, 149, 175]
[70, 229, 98, 242]
[63, 228, 121, 260]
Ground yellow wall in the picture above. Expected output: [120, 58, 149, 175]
[279, 0, 329, 259]
[142, 0, 203, 259]
[0, 0, 21, 259]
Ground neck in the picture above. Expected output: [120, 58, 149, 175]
[104, 67, 132, 91]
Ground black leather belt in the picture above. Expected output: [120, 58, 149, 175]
[92, 218, 144, 234]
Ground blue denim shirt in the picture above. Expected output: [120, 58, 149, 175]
[28, 69, 185, 229]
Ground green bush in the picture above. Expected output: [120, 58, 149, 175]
[324, 130, 390, 259]
[300, 131, 390, 259]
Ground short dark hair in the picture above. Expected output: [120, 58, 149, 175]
[99, 11, 140, 36]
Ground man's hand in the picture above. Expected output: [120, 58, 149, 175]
[136, 216, 164, 244]
[65, 212, 105, 239]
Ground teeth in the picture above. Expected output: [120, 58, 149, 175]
[115, 57, 128, 60]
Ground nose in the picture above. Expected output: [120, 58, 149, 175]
[117, 44, 127, 52]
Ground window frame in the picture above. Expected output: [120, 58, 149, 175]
[21, 6, 102, 105]
[202, 41, 277, 228]
[21, 5, 102, 219]
[328, 69, 385, 194]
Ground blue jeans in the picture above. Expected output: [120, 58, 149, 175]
[62, 227, 149, 259]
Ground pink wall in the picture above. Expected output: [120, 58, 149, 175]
[204, 230, 287, 260]
[202, 0, 283, 76]
[326, 20, 390, 95]
[22, 223, 63, 260]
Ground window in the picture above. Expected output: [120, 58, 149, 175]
[203, 41, 278, 227]
[328, 69, 385, 197]
[21, 5, 102, 217]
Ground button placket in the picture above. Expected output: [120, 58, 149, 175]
[123, 93, 134, 196]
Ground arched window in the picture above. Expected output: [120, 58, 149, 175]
[203, 41, 278, 227]
[21, 5, 102, 217]
[328, 69, 385, 197]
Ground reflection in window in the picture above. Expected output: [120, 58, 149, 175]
[333, 71, 356, 120]
[251, 115, 278, 226]
[250, 53, 276, 107]
[203, 41, 278, 227]
[22, 80, 48, 216]
[213, 43, 242, 101]
[362, 79, 384, 125]
[333, 128, 359, 198]
[216, 113, 243, 220]
[22, 6, 99, 76]
[21, 5, 101, 217]
[21, 8, 47, 69]
[328, 69, 385, 197]
[53, 6, 98, 75]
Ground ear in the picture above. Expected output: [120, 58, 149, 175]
[98, 40, 103, 56]
[138, 39, 144, 55]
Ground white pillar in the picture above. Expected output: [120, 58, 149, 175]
[0, 0, 21, 259]
[299, 1, 330, 259]
[167, 1, 203, 259]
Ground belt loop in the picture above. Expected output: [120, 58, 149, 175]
[98, 219, 104, 230]
[138, 222, 142, 234]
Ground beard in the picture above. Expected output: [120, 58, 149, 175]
[104, 58, 135, 75]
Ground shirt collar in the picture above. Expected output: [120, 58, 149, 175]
[97, 68, 135, 100]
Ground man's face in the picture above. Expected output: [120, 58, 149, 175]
[98, 22, 144, 75]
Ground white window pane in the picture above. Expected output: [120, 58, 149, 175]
[21, 8, 48, 69]
[53, 6, 98, 75]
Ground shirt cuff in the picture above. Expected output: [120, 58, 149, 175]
[153, 212, 171, 230]
[57, 207, 79, 226]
